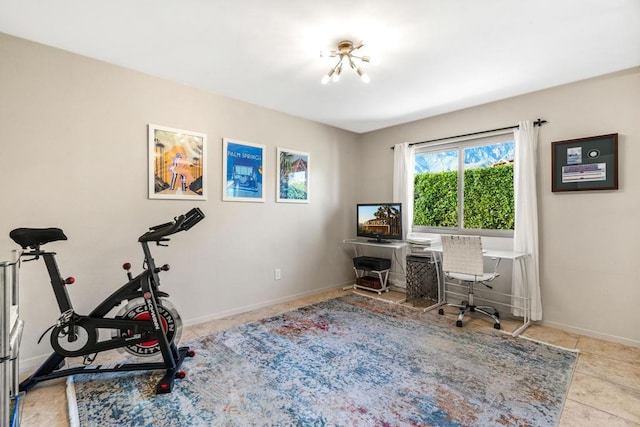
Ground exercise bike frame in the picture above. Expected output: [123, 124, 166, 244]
[15, 208, 204, 394]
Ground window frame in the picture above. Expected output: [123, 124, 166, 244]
[411, 131, 515, 238]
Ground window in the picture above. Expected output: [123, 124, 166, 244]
[412, 133, 515, 235]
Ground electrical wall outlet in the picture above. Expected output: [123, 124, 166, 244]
[274, 268, 281, 280]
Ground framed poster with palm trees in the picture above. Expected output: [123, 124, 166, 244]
[277, 147, 309, 203]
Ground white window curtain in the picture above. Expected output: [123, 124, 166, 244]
[392, 142, 414, 288]
[393, 142, 414, 239]
[512, 120, 542, 321]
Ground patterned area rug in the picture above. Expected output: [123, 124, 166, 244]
[69, 294, 577, 426]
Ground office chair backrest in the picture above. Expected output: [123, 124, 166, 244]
[441, 235, 484, 276]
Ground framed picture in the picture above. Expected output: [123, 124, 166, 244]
[277, 147, 310, 203]
[222, 138, 265, 202]
[148, 124, 207, 200]
[551, 133, 618, 192]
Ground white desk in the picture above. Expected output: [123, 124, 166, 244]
[416, 245, 531, 337]
[343, 239, 407, 251]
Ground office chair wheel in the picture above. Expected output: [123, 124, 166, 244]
[493, 323, 501, 330]
[456, 320, 463, 327]
[438, 308, 444, 315]
[494, 312, 500, 319]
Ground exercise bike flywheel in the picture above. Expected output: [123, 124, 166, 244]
[112, 298, 183, 361]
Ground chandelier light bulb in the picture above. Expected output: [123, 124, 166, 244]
[356, 67, 370, 84]
[332, 63, 342, 82]
[322, 67, 336, 85]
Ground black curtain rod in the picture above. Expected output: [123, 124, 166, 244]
[391, 118, 547, 149]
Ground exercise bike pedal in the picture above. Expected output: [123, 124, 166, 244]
[83, 353, 98, 365]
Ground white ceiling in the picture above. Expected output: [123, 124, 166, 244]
[1, 0, 639, 133]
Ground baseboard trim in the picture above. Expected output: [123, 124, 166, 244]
[183, 281, 353, 327]
[539, 319, 640, 348]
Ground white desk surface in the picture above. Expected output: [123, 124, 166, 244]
[344, 239, 529, 259]
[343, 239, 407, 250]
[412, 245, 529, 260]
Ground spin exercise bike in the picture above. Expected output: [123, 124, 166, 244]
[10, 207, 205, 394]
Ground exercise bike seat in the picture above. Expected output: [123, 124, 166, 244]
[10, 227, 68, 249]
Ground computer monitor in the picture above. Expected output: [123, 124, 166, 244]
[356, 203, 403, 243]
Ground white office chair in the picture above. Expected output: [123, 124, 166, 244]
[437, 235, 501, 329]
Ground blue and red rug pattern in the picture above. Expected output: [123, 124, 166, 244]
[70, 294, 577, 426]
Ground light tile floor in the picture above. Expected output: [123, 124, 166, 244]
[17, 288, 640, 426]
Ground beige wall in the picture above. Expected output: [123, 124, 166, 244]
[0, 33, 359, 365]
[358, 67, 640, 346]
[2, 30, 638, 369]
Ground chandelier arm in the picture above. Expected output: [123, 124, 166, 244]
[325, 57, 341, 75]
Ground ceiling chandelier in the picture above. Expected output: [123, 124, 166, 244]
[320, 40, 371, 84]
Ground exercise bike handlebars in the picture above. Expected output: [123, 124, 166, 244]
[138, 208, 205, 243]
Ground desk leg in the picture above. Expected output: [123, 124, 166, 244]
[511, 256, 531, 337]
[423, 253, 446, 312]
[342, 244, 361, 291]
